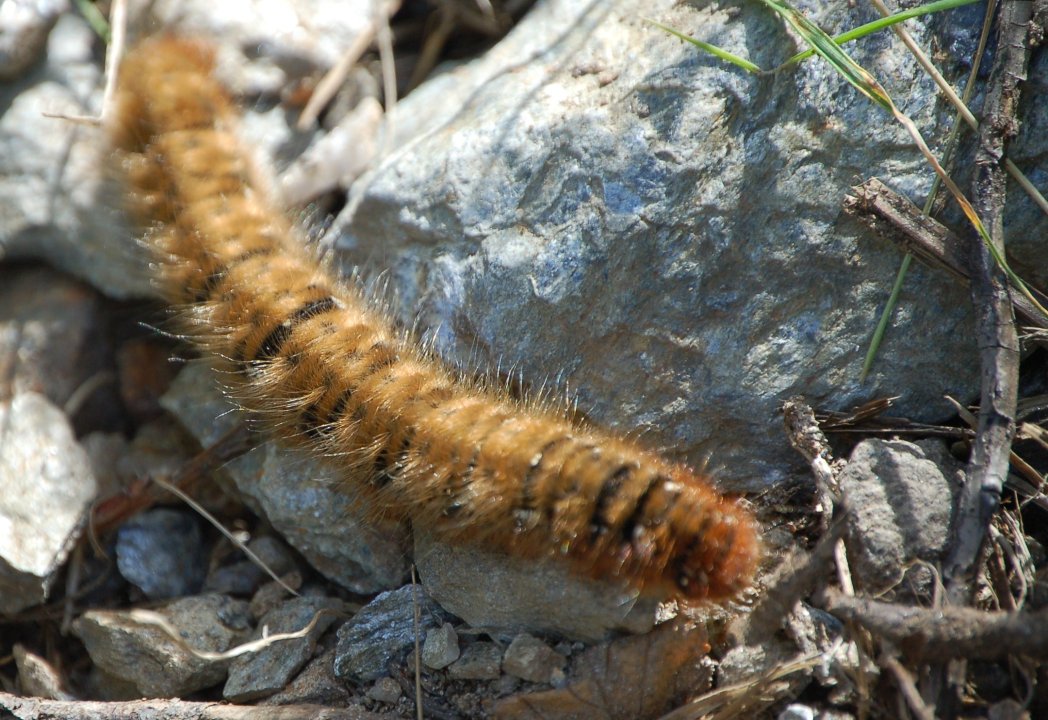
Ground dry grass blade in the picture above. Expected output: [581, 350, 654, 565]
[297, 0, 402, 130]
[150, 476, 301, 597]
[881, 654, 935, 720]
[127, 607, 346, 661]
[657, 653, 824, 720]
[816, 396, 896, 429]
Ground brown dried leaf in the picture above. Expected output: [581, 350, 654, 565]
[495, 620, 711, 720]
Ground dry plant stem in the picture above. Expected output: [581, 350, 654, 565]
[935, 6, 1040, 709]
[739, 517, 848, 645]
[782, 397, 840, 505]
[844, 179, 1048, 328]
[408, 3, 458, 90]
[149, 476, 299, 596]
[819, 588, 1048, 662]
[100, 0, 127, 124]
[0, 693, 367, 720]
[872, 0, 1048, 217]
[782, 397, 857, 592]
[90, 423, 256, 535]
[881, 653, 935, 720]
[411, 567, 423, 720]
[296, 0, 402, 130]
[942, 0, 1040, 608]
[127, 608, 343, 661]
[656, 654, 823, 720]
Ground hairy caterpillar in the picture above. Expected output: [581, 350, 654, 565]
[112, 36, 760, 601]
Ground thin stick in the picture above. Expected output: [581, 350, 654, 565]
[844, 179, 1048, 329]
[101, 0, 128, 124]
[150, 476, 300, 597]
[296, 0, 402, 130]
[819, 588, 1048, 662]
[882, 654, 936, 720]
[296, 27, 376, 130]
[127, 607, 343, 661]
[411, 566, 423, 720]
[0, 692, 363, 720]
[942, 0, 1037, 607]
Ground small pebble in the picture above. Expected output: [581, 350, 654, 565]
[116, 338, 178, 423]
[421, 623, 460, 670]
[248, 571, 304, 619]
[333, 585, 447, 683]
[447, 642, 501, 681]
[115, 508, 208, 600]
[367, 677, 402, 704]
[0, 392, 97, 614]
[73, 594, 249, 698]
[987, 698, 1029, 720]
[0, 0, 66, 80]
[502, 633, 566, 684]
[224, 595, 342, 702]
[778, 704, 815, 720]
[13, 644, 75, 700]
[206, 537, 297, 598]
[496, 674, 519, 695]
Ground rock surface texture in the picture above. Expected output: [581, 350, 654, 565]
[329, 0, 1014, 490]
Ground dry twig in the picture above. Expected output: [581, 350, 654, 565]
[89, 423, 255, 536]
[942, 0, 1040, 607]
[0, 693, 378, 720]
[818, 588, 1048, 662]
[844, 178, 1048, 329]
[738, 516, 848, 645]
[933, 4, 1043, 711]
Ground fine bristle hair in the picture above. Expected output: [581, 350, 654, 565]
[112, 36, 761, 602]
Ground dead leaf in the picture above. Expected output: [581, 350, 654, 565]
[495, 620, 712, 720]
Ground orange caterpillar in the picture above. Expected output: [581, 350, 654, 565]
[111, 36, 760, 601]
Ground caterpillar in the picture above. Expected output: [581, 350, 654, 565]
[111, 35, 760, 602]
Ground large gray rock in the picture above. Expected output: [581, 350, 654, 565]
[328, 0, 1007, 491]
[0, 392, 96, 614]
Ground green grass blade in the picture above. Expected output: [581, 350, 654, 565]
[73, 0, 111, 43]
[862, 0, 996, 379]
[785, 0, 980, 67]
[861, 254, 912, 382]
[644, 18, 763, 74]
[763, 0, 1048, 319]
[759, 0, 893, 109]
